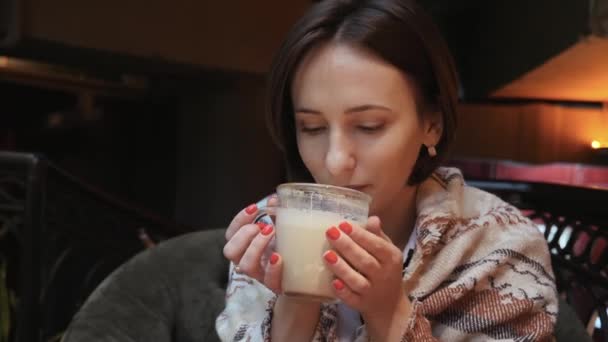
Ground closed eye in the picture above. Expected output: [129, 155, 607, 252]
[358, 124, 384, 133]
[300, 126, 326, 135]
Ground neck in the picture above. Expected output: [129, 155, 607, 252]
[375, 185, 418, 251]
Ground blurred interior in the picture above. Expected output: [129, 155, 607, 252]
[1, 0, 607, 223]
[0, 0, 607, 341]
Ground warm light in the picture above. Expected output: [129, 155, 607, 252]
[591, 140, 602, 149]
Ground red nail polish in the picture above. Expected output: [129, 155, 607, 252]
[262, 225, 274, 236]
[256, 222, 267, 230]
[333, 279, 345, 290]
[245, 204, 257, 215]
[326, 226, 340, 240]
[324, 250, 338, 264]
[270, 253, 279, 265]
[338, 221, 352, 234]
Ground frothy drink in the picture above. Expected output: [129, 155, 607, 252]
[275, 207, 363, 302]
[269, 183, 371, 302]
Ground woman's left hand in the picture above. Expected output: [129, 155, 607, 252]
[323, 216, 412, 340]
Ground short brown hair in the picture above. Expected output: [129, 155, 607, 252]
[266, 0, 459, 185]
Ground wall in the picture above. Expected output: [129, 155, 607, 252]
[175, 74, 283, 228]
[22, 0, 311, 73]
[453, 102, 608, 163]
[4, 1, 313, 227]
[176, 96, 608, 228]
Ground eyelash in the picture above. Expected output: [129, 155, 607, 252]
[358, 125, 383, 132]
[300, 127, 325, 134]
[299, 125, 384, 134]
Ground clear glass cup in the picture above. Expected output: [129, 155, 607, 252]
[260, 183, 372, 302]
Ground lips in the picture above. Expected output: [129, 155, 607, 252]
[344, 185, 369, 191]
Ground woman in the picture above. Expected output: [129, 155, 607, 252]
[216, 0, 557, 341]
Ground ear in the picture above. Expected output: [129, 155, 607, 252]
[422, 110, 443, 147]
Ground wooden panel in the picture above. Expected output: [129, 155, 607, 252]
[556, 105, 608, 160]
[452, 103, 522, 159]
[453, 103, 608, 164]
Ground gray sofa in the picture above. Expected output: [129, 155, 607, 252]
[61, 228, 589, 342]
[61, 229, 228, 342]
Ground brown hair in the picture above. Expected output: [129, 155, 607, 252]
[266, 0, 459, 185]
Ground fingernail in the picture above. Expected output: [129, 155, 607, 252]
[262, 225, 274, 236]
[338, 221, 352, 234]
[256, 222, 267, 230]
[270, 253, 279, 265]
[323, 250, 338, 264]
[326, 226, 340, 240]
[245, 204, 257, 215]
[333, 279, 345, 290]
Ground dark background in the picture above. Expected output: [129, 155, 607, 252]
[0, 0, 605, 228]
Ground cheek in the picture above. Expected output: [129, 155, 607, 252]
[297, 137, 325, 178]
[367, 128, 421, 175]
[366, 139, 419, 213]
[372, 143, 418, 182]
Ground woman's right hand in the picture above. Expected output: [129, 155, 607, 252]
[223, 196, 283, 294]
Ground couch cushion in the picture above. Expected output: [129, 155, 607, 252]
[62, 228, 229, 342]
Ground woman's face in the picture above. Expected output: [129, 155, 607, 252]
[291, 42, 442, 215]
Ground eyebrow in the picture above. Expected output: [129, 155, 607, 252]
[294, 104, 393, 114]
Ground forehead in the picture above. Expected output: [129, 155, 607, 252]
[291, 42, 418, 107]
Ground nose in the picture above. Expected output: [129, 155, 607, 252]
[325, 130, 356, 178]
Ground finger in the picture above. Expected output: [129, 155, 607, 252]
[238, 224, 276, 280]
[254, 194, 279, 225]
[256, 196, 279, 223]
[226, 203, 259, 240]
[264, 252, 283, 294]
[365, 216, 387, 240]
[323, 250, 370, 295]
[331, 278, 361, 309]
[223, 222, 264, 264]
[371, 216, 393, 244]
[266, 194, 279, 217]
[325, 226, 381, 277]
[336, 221, 394, 264]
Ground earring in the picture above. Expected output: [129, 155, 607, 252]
[427, 145, 437, 157]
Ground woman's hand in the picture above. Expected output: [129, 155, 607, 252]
[323, 216, 412, 340]
[222, 196, 283, 294]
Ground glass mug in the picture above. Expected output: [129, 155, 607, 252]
[256, 183, 372, 302]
